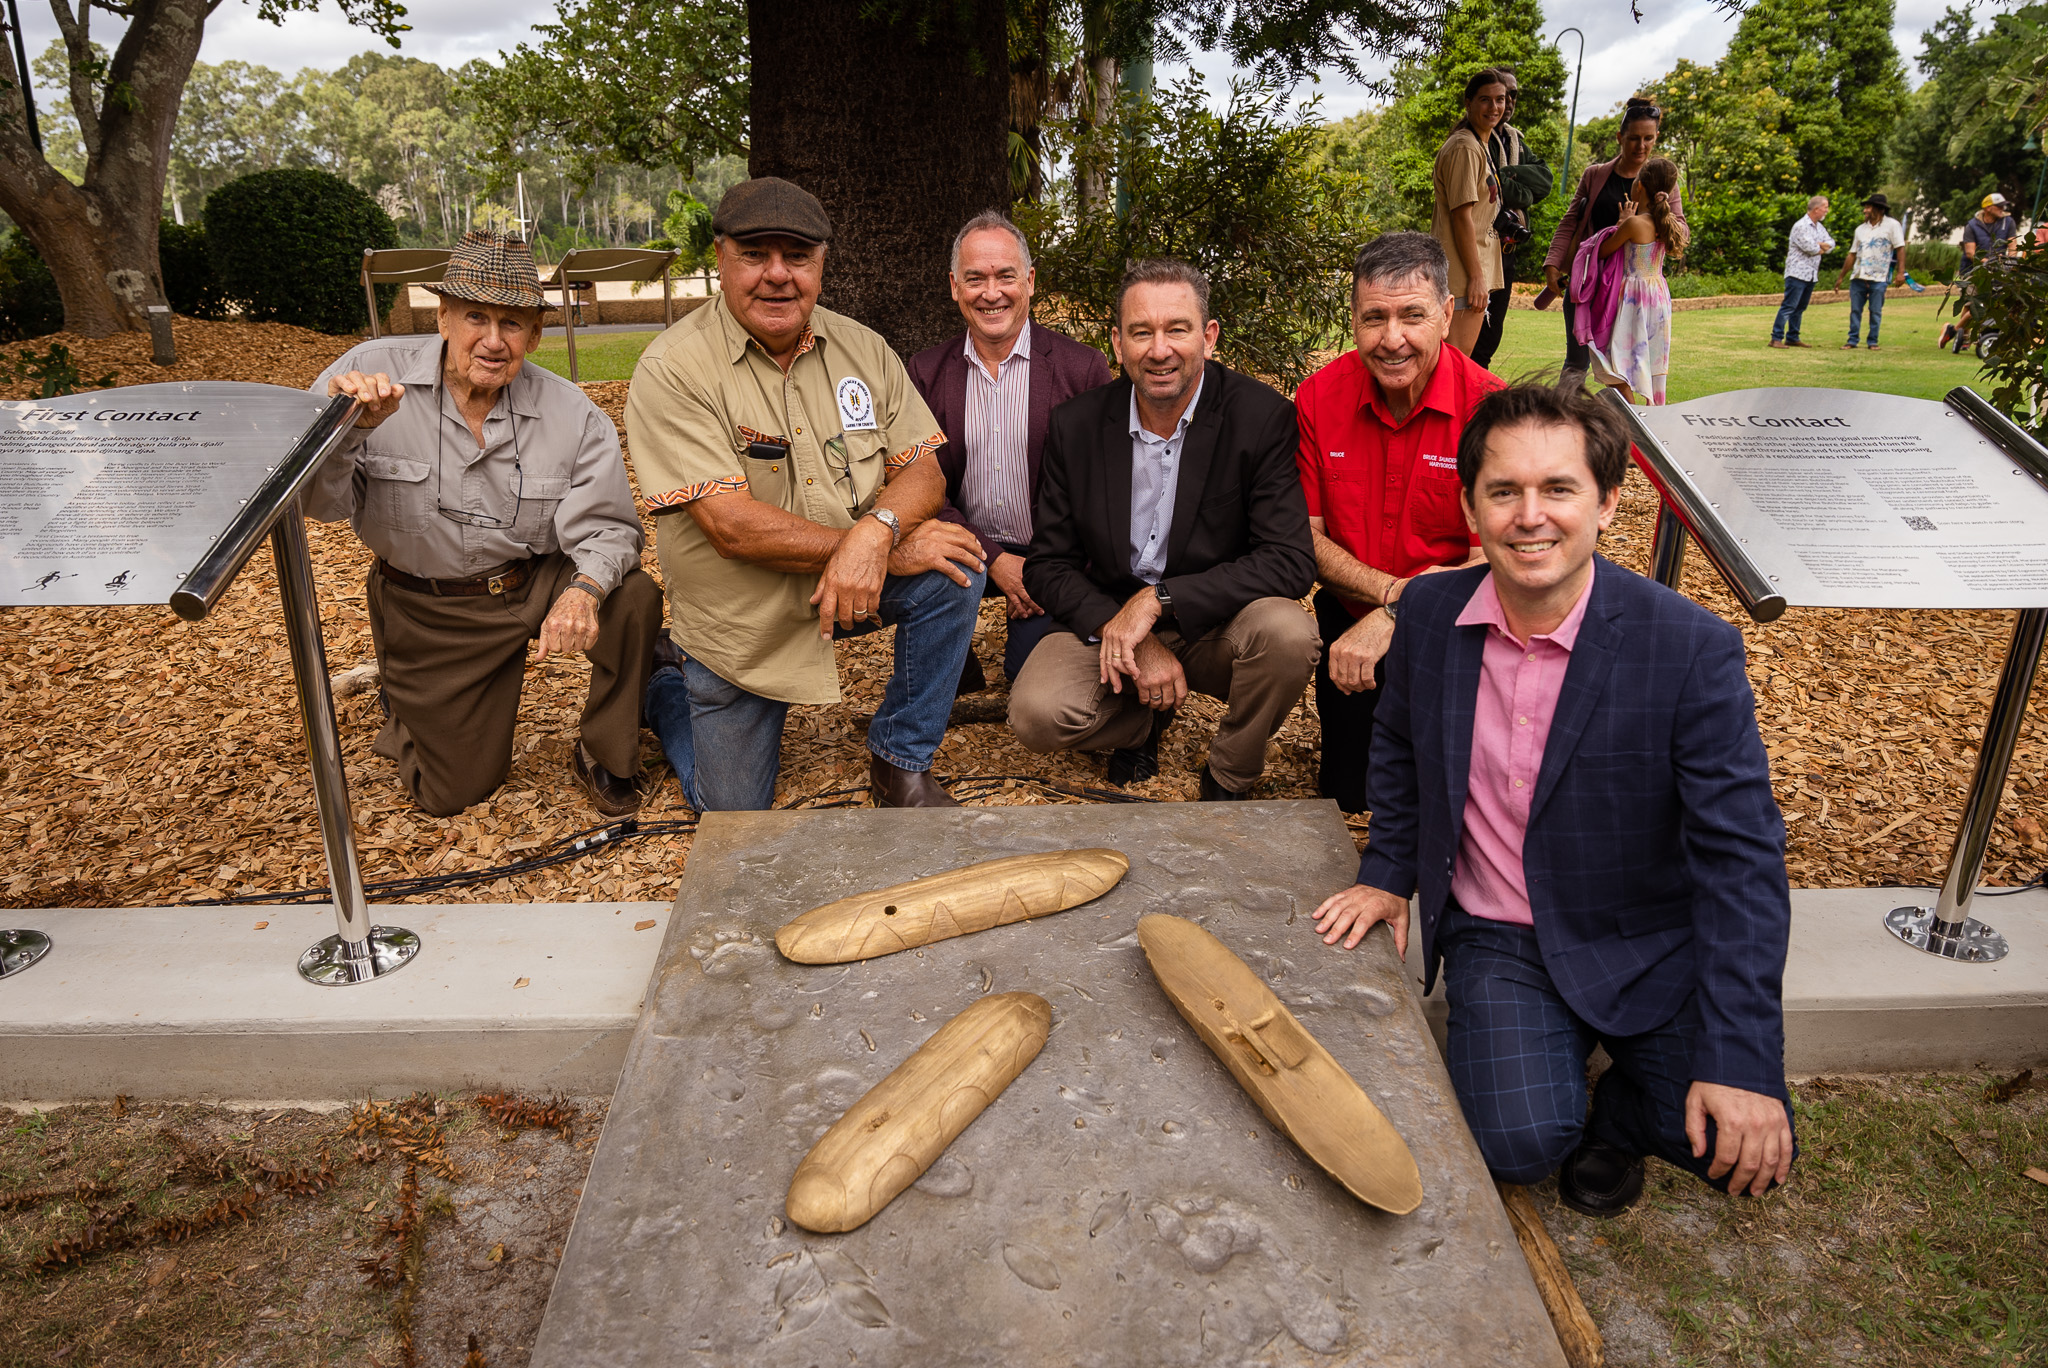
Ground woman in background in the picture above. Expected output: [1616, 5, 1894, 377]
[1590, 156, 1684, 406]
[1538, 98, 1681, 386]
[1431, 68, 1508, 357]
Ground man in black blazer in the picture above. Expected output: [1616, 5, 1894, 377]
[1010, 259, 1318, 799]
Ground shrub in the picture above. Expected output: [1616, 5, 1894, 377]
[204, 169, 398, 334]
[1666, 270, 1787, 299]
[1018, 74, 1363, 391]
[1968, 235, 2048, 431]
[1904, 241, 1961, 284]
[0, 232, 64, 341]
[157, 220, 228, 319]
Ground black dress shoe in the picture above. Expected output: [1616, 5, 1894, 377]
[869, 754, 960, 808]
[956, 651, 988, 696]
[1108, 708, 1172, 787]
[1558, 1138, 1645, 1218]
[1197, 765, 1249, 801]
[572, 742, 641, 817]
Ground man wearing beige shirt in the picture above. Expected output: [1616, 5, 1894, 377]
[312, 231, 662, 819]
[628, 178, 984, 810]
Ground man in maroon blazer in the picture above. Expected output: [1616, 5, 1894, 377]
[907, 212, 1114, 689]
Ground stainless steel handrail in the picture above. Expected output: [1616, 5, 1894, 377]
[1601, 388, 1788, 622]
[171, 394, 360, 621]
[1945, 385, 2048, 485]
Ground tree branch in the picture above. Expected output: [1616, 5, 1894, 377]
[47, 0, 102, 160]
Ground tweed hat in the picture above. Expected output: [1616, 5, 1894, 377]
[427, 231, 547, 310]
[711, 177, 833, 245]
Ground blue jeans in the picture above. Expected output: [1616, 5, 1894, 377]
[1771, 276, 1815, 342]
[1436, 902, 1795, 1191]
[643, 567, 982, 810]
[1847, 278, 1888, 346]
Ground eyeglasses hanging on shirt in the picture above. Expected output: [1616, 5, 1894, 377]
[435, 401, 526, 529]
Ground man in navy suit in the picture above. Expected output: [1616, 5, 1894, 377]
[1311, 382, 1794, 1215]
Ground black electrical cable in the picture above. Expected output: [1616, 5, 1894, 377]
[184, 771, 1165, 907]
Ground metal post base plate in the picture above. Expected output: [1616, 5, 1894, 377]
[298, 926, 421, 986]
[0, 928, 52, 979]
[1884, 905, 2010, 963]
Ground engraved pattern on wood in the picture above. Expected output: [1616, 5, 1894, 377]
[785, 992, 1052, 1233]
[1499, 1183, 1604, 1368]
[1137, 914, 1424, 1215]
[775, 849, 1130, 964]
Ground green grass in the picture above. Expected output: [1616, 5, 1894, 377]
[525, 328, 663, 383]
[1487, 291, 1991, 406]
[524, 294, 1994, 405]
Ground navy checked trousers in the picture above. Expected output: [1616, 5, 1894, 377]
[1437, 901, 1795, 1189]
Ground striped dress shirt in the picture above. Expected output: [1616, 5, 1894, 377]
[960, 327, 1034, 547]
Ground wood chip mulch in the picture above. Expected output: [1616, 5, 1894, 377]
[1, 321, 2042, 912]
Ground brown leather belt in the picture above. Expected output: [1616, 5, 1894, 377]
[377, 558, 534, 597]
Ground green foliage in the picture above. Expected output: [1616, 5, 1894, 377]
[1890, 4, 2048, 235]
[1017, 73, 1364, 390]
[1146, 0, 1445, 83]
[1968, 236, 2048, 430]
[1904, 240, 1961, 283]
[0, 343, 116, 398]
[1720, 0, 1909, 193]
[1664, 269, 1794, 298]
[661, 193, 715, 272]
[463, 0, 747, 190]
[204, 169, 399, 334]
[1315, 107, 1424, 235]
[0, 234, 64, 342]
[156, 221, 228, 320]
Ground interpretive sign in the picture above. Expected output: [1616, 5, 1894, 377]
[0, 381, 325, 607]
[533, 805, 1567, 1368]
[1636, 388, 2048, 610]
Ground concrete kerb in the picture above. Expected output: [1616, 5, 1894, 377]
[2, 886, 2040, 1105]
[0, 901, 673, 1104]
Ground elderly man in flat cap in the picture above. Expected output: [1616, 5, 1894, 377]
[312, 230, 662, 818]
[629, 177, 985, 810]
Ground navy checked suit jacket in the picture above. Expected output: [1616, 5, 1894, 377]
[1356, 555, 1792, 1098]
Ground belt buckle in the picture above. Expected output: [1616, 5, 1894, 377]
[487, 571, 510, 595]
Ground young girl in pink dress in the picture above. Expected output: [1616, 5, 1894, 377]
[1591, 157, 1685, 405]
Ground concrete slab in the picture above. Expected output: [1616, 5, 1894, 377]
[0, 901, 671, 1102]
[1399, 886, 2048, 1076]
[532, 804, 1565, 1368]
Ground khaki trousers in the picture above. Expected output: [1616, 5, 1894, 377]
[1008, 597, 1320, 792]
[367, 552, 662, 817]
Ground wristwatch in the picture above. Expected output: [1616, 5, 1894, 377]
[865, 508, 902, 547]
[1154, 583, 1174, 618]
[1381, 596, 1399, 621]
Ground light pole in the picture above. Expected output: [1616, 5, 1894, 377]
[1553, 27, 1585, 196]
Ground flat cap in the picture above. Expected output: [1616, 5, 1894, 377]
[712, 177, 833, 245]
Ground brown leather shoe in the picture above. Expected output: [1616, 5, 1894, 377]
[1769, 339, 1788, 348]
[573, 742, 641, 817]
[869, 754, 959, 808]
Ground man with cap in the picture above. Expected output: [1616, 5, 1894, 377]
[310, 230, 663, 818]
[628, 177, 984, 811]
[1944, 193, 2019, 350]
[1835, 193, 1905, 350]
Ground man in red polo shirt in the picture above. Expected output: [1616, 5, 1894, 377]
[1296, 232, 1502, 812]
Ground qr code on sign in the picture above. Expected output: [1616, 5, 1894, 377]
[1903, 516, 1938, 532]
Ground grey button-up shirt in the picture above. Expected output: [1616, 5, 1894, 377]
[306, 334, 642, 594]
[1128, 374, 1203, 584]
[960, 326, 1033, 547]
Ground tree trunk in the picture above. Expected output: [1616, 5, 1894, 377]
[747, 0, 1010, 358]
[0, 0, 206, 336]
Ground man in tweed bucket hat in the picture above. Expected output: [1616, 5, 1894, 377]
[306, 230, 663, 818]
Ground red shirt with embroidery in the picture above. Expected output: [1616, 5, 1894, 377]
[1294, 344, 1503, 619]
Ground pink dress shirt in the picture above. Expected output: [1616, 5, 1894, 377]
[1450, 564, 1598, 925]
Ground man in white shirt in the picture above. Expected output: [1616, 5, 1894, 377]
[1837, 193, 1906, 350]
[1770, 196, 1832, 348]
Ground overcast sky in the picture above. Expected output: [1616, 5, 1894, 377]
[16, 0, 1958, 129]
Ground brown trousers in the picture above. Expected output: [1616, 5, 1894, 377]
[1007, 597, 1320, 792]
[366, 553, 662, 817]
